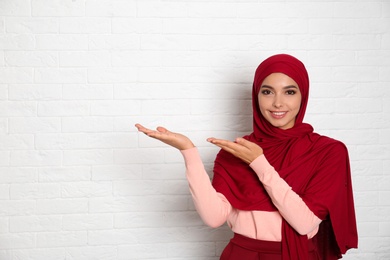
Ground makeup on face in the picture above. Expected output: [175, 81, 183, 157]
[257, 73, 302, 130]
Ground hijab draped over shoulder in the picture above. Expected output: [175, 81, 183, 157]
[212, 54, 358, 259]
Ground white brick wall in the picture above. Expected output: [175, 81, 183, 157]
[0, 0, 389, 259]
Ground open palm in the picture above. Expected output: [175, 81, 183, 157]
[135, 124, 195, 151]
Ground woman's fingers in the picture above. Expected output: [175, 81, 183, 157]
[136, 124, 167, 138]
[207, 138, 240, 154]
[156, 126, 168, 133]
[135, 123, 195, 150]
[135, 124, 160, 139]
[135, 123, 155, 135]
[207, 138, 237, 149]
[134, 123, 146, 132]
[235, 137, 257, 150]
[208, 137, 263, 164]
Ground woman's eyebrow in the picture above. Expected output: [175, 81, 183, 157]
[260, 85, 298, 89]
[283, 85, 299, 89]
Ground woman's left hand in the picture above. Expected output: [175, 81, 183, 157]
[207, 137, 263, 164]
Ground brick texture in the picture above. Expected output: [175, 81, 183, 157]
[0, 0, 389, 259]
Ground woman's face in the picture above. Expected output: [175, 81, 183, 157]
[258, 73, 302, 130]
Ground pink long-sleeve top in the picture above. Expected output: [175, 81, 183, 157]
[181, 147, 322, 241]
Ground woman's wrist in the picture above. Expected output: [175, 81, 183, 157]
[180, 143, 195, 151]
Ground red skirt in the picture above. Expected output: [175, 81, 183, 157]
[220, 233, 319, 260]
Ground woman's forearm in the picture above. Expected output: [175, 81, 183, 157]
[181, 147, 232, 228]
[250, 155, 322, 235]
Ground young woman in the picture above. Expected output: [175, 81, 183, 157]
[135, 54, 358, 259]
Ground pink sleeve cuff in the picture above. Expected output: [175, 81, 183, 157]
[180, 147, 231, 228]
[249, 154, 275, 183]
[181, 147, 202, 169]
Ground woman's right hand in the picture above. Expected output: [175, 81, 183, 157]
[135, 123, 195, 151]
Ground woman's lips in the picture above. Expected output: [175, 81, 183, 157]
[270, 111, 287, 119]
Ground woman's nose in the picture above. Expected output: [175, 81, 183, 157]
[272, 95, 282, 108]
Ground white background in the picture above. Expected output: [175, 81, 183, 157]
[0, 0, 389, 259]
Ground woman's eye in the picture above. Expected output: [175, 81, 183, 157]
[286, 90, 296, 95]
[261, 90, 271, 95]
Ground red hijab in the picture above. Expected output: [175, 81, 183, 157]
[212, 54, 358, 259]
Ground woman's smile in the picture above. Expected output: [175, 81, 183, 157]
[258, 73, 302, 130]
[270, 111, 288, 118]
